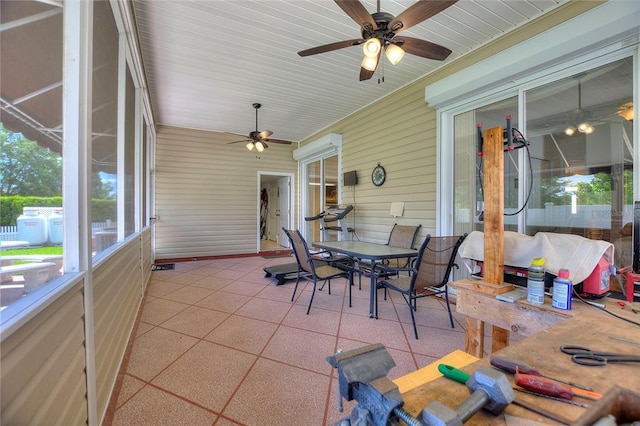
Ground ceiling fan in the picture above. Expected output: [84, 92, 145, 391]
[298, 0, 457, 81]
[227, 103, 292, 152]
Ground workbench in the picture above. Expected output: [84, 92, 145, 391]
[451, 279, 607, 357]
[399, 295, 640, 424]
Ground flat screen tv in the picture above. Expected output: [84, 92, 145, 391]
[344, 170, 358, 186]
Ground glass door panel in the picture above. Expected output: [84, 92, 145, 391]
[524, 58, 633, 252]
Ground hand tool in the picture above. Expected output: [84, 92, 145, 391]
[423, 366, 515, 425]
[561, 345, 640, 366]
[514, 368, 600, 401]
[514, 388, 589, 408]
[438, 364, 574, 425]
[490, 355, 593, 391]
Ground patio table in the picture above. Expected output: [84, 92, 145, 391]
[311, 240, 418, 318]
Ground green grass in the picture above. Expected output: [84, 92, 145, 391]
[2, 246, 63, 256]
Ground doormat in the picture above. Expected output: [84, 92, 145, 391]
[152, 263, 175, 271]
[261, 254, 292, 259]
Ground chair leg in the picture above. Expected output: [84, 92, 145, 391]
[408, 296, 419, 339]
[348, 271, 353, 308]
[306, 279, 318, 315]
[444, 286, 455, 328]
[291, 271, 301, 302]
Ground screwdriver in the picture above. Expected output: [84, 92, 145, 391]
[514, 369, 601, 401]
[490, 355, 593, 391]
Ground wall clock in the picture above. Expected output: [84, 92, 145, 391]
[371, 163, 386, 187]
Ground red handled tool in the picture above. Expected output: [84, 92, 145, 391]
[515, 368, 574, 400]
[490, 355, 593, 391]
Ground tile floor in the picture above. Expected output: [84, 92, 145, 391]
[105, 255, 481, 425]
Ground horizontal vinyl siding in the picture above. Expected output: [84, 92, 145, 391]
[324, 84, 438, 244]
[155, 125, 297, 259]
[1, 281, 88, 425]
[94, 238, 144, 419]
[142, 228, 152, 291]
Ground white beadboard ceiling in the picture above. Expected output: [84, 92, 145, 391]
[132, 0, 567, 143]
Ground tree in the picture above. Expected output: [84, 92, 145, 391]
[1, 124, 62, 196]
[92, 172, 113, 199]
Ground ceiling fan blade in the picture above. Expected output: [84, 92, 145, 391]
[264, 138, 293, 145]
[335, 0, 376, 28]
[298, 39, 364, 57]
[389, 0, 457, 33]
[395, 36, 452, 61]
[259, 129, 273, 139]
[227, 139, 249, 145]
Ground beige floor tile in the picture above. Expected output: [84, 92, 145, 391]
[196, 291, 251, 313]
[261, 325, 337, 374]
[222, 358, 329, 426]
[204, 314, 278, 354]
[139, 298, 190, 325]
[162, 285, 215, 305]
[233, 297, 293, 323]
[151, 341, 256, 412]
[126, 327, 198, 381]
[160, 305, 230, 338]
[111, 384, 216, 426]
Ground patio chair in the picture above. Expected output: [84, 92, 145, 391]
[284, 229, 354, 314]
[375, 233, 467, 339]
[357, 224, 421, 288]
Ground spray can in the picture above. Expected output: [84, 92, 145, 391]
[552, 269, 572, 310]
[527, 257, 546, 305]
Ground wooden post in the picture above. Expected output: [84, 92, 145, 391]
[483, 126, 509, 353]
[463, 126, 512, 357]
[483, 126, 504, 284]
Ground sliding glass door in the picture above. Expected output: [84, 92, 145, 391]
[302, 155, 338, 241]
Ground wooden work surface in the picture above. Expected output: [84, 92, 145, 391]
[400, 305, 640, 424]
[450, 279, 629, 356]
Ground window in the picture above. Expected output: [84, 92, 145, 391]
[91, 1, 119, 256]
[524, 58, 633, 249]
[0, 1, 64, 310]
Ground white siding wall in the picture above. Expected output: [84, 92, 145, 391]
[93, 236, 144, 418]
[0, 231, 151, 425]
[1, 281, 88, 425]
[155, 126, 298, 259]
[311, 84, 438, 245]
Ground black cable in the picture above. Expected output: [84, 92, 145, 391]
[572, 286, 640, 327]
[475, 127, 533, 217]
[504, 134, 533, 216]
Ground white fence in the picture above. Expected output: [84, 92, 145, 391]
[0, 223, 114, 242]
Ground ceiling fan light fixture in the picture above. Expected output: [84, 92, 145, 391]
[255, 141, 265, 152]
[362, 38, 381, 57]
[578, 122, 594, 134]
[246, 141, 255, 151]
[361, 55, 378, 71]
[385, 43, 404, 65]
[564, 126, 576, 136]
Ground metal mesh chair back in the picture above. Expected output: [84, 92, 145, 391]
[413, 235, 465, 291]
[385, 224, 421, 269]
[285, 229, 315, 275]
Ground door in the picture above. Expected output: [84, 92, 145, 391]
[259, 172, 293, 251]
[278, 176, 290, 247]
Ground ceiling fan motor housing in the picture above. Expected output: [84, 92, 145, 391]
[362, 11, 396, 42]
